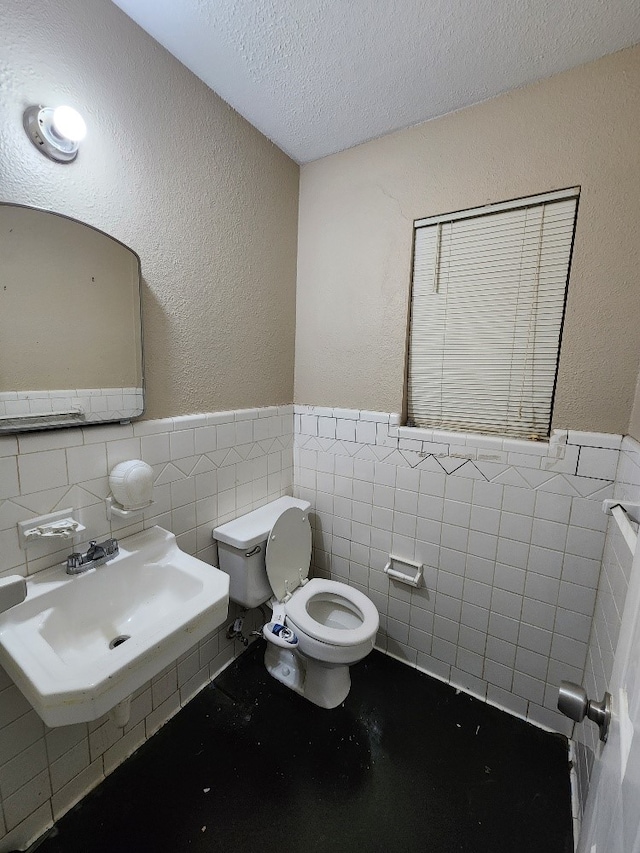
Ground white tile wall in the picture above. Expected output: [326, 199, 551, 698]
[0, 405, 293, 852]
[573, 435, 640, 822]
[294, 405, 618, 738]
[1, 400, 626, 849]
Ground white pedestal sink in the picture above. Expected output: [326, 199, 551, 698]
[0, 526, 229, 726]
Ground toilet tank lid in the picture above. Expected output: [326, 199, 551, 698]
[212, 496, 311, 549]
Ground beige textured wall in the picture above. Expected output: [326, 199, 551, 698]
[1, 0, 298, 419]
[295, 46, 640, 434]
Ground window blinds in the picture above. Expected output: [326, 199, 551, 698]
[408, 189, 578, 439]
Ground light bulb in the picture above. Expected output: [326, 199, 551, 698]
[52, 106, 87, 143]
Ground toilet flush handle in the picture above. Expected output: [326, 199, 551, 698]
[244, 545, 261, 558]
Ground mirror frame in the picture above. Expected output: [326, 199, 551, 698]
[0, 203, 145, 434]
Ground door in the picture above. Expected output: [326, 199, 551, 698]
[578, 531, 640, 852]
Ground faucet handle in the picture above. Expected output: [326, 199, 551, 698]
[85, 540, 99, 559]
[66, 553, 84, 570]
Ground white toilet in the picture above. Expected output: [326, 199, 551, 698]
[213, 496, 379, 708]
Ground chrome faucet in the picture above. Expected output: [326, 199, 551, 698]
[66, 538, 119, 575]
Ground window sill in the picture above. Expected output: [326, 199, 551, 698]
[396, 424, 561, 464]
[294, 405, 622, 478]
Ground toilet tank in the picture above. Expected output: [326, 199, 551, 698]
[212, 496, 311, 609]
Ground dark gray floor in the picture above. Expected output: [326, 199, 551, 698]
[32, 642, 573, 853]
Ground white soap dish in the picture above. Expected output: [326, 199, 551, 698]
[18, 509, 86, 549]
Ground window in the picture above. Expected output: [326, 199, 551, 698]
[407, 188, 579, 439]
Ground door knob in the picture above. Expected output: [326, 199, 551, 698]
[558, 681, 611, 742]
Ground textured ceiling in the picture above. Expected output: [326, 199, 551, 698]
[111, 0, 640, 163]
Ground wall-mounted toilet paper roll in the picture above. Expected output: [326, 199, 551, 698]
[109, 459, 154, 510]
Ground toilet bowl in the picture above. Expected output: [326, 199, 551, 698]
[284, 578, 379, 665]
[213, 496, 379, 708]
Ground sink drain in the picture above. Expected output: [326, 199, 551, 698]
[109, 635, 130, 649]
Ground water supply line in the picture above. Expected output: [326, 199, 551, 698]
[226, 614, 249, 646]
[226, 604, 269, 646]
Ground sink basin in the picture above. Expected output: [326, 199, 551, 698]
[0, 526, 229, 726]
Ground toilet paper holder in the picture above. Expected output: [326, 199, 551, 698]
[106, 495, 155, 520]
[106, 459, 155, 519]
[384, 555, 423, 588]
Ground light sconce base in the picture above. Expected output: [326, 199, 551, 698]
[23, 105, 85, 163]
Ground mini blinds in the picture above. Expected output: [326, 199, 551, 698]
[407, 188, 579, 439]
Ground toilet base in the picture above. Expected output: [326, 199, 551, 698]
[263, 644, 351, 709]
[264, 644, 305, 696]
[303, 658, 351, 709]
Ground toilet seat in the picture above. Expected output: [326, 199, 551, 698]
[285, 578, 379, 647]
[265, 507, 311, 601]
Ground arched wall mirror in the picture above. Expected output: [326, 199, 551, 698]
[0, 203, 144, 433]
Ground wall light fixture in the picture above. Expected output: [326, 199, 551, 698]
[23, 105, 87, 163]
